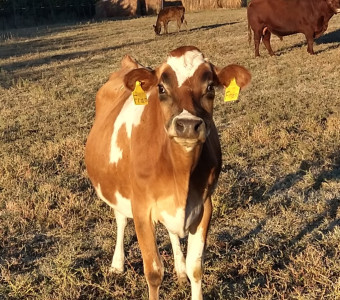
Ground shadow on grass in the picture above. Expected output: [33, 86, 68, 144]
[316, 28, 340, 44]
[189, 22, 239, 32]
[211, 150, 340, 298]
[269, 28, 340, 56]
[0, 38, 155, 73]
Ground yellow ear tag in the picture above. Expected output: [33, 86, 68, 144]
[132, 81, 148, 105]
[224, 78, 240, 102]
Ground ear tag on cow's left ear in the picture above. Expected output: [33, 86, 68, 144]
[224, 78, 240, 102]
[132, 81, 148, 105]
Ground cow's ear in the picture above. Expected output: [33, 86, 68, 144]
[214, 64, 251, 89]
[124, 68, 158, 92]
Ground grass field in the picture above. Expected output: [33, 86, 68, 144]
[0, 8, 339, 300]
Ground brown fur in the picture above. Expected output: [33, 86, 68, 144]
[85, 46, 251, 300]
[247, 0, 340, 56]
[153, 6, 188, 35]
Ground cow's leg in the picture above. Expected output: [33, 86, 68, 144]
[186, 197, 212, 300]
[110, 210, 127, 273]
[305, 33, 315, 54]
[262, 30, 275, 56]
[133, 210, 163, 300]
[184, 19, 188, 31]
[168, 231, 188, 284]
[164, 22, 169, 34]
[177, 19, 181, 32]
[253, 30, 262, 57]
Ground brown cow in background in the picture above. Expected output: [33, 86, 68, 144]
[247, 0, 340, 57]
[153, 6, 188, 34]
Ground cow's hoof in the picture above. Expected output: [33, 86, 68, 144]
[110, 266, 124, 274]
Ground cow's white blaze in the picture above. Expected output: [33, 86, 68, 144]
[178, 109, 199, 119]
[109, 94, 145, 164]
[167, 50, 205, 87]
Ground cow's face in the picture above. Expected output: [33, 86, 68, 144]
[124, 46, 251, 152]
[153, 24, 161, 35]
[327, 0, 340, 12]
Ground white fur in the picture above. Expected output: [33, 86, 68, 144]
[186, 227, 205, 300]
[167, 50, 205, 87]
[160, 206, 186, 238]
[110, 210, 127, 273]
[168, 231, 187, 281]
[178, 109, 198, 119]
[109, 94, 146, 164]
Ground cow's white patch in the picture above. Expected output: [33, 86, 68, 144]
[167, 50, 205, 87]
[95, 184, 133, 218]
[168, 231, 187, 280]
[110, 210, 127, 273]
[186, 227, 205, 298]
[178, 109, 198, 119]
[114, 190, 133, 218]
[160, 207, 186, 237]
[109, 94, 146, 164]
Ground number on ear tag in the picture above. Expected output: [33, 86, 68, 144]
[132, 81, 148, 105]
[224, 78, 240, 102]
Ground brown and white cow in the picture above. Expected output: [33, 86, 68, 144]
[85, 46, 251, 300]
[247, 0, 340, 57]
[153, 6, 188, 35]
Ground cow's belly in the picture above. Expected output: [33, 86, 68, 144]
[95, 183, 133, 218]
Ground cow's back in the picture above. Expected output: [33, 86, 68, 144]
[248, 0, 333, 36]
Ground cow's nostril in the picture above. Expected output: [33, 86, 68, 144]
[175, 118, 204, 138]
[176, 120, 185, 133]
[194, 120, 203, 132]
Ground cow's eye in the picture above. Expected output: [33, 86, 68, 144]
[207, 83, 214, 92]
[158, 84, 166, 94]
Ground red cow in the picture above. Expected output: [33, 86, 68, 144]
[85, 46, 251, 299]
[247, 0, 340, 56]
[153, 6, 188, 35]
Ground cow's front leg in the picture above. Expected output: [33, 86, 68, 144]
[186, 197, 212, 300]
[133, 208, 164, 300]
[305, 32, 315, 54]
[254, 30, 262, 57]
[168, 231, 188, 284]
[110, 209, 127, 273]
[164, 22, 169, 34]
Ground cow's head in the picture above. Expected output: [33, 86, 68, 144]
[124, 46, 251, 152]
[327, 0, 340, 13]
[153, 24, 161, 35]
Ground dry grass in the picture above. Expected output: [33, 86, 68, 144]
[1, 9, 339, 300]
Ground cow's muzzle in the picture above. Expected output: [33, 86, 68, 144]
[168, 114, 207, 150]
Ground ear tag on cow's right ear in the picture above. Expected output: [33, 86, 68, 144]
[132, 81, 148, 105]
[224, 78, 240, 102]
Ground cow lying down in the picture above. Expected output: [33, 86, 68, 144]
[85, 46, 251, 300]
[247, 0, 340, 56]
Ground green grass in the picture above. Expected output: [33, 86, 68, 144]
[1, 9, 339, 299]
